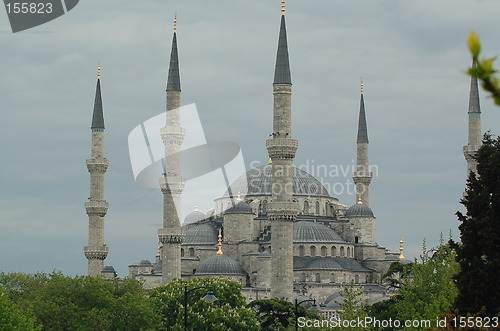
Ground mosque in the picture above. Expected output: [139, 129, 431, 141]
[83, 2, 481, 308]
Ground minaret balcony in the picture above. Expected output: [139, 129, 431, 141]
[158, 228, 184, 244]
[159, 177, 185, 194]
[85, 201, 109, 216]
[84, 245, 109, 260]
[86, 159, 109, 173]
[267, 201, 299, 221]
[266, 138, 298, 160]
[160, 126, 185, 146]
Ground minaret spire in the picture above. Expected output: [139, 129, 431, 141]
[353, 79, 372, 206]
[159, 16, 186, 285]
[85, 63, 109, 276]
[267, 3, 298, 301]
[166, 15, 181, 92]
[463, 59, 481, 175]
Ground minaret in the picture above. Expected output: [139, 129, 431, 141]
[266, 0, 299, 301]
[158, 16, 185, 284]
[463, 60, 481, 175]
[352, 80, 372, 206]
[84, 63, 109, 276]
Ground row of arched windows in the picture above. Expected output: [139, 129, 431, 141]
[297, 245, 354, 258]
[180, 248, 195, 257]
[300, 273, 368, 284]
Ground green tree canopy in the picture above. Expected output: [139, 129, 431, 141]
[0, 291, 39, 331]
[0, 271, 161, 330]
[149, 277, 260, 331]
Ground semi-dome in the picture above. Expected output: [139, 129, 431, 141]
[195, 254, 247, 276]
[294, 221, 345, 243]
[225, 201, 253, 215]
[345, 199, 374, 218]
[184, 223, 217, 245]
[184, 210, 206, 225]
[305, 257, 343, 270]
[223, 164, 330, 198]
[102, 265, 116, 273]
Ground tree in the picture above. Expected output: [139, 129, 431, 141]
[467, 31, 500, 105]
[149, 277, 260, 331]
[0, 271, 162, 330]
[394, 238, 459, 327]
[0, 291, 39, 330]
[452, 134, 500, 317]
[334, 280, 367, 331]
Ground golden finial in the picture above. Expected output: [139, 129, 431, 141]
[173, 14, 177, 33]
[216, 228, 224, 255]
[194, 203, 199, 212]
[360, 78, 364, 95]
[237, 191, 242, 202]
[399, 236, 405, 260]
[97, 62, 101, 79]
[157, 245, 162, 257]
[281, 0, 285, 15]
[268, 157, 273, 165]
[357, 195, 363, 205]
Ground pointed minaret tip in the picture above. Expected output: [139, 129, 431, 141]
[273, 2, 291, 85]
[91, 63, 105, 130]
[357, 80, 369, 144]
[166, 15, 181, 91]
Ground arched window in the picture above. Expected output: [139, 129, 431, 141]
[366, 275, 369, 283]
[310, 246, 316, 257]
[315, 201, 320, 215]
[258, 203, 262, 215]
[325, 202, 329, 215]
[355, 275, 360, 283]
[189, 248, 195, 257]
[321, 246, 327, 257]
[262, 200, 268, 214]
[298, 245, 305, 257]
[340, 246, 345, 257]
[343, 274, 347, 283]
[181, 248, 185, 257]
[315, 273, 321, 283]
[331, 246, 337, 256]
[347, 247, 351, 257]
[330, 205, 334, 216]
[330, 273, 336, 283]
[303, 200, 309, 214]
[301, 273, 306, 282]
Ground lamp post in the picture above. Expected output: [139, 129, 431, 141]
[183, 285, 218, 331]
[295, 298, 320, 331]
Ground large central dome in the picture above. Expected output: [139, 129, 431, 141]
[224, 164, 330, 198]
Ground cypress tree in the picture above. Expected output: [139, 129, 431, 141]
[453, 133, 500, 316]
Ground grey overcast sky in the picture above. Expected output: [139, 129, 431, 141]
[1, 0, 500, 277]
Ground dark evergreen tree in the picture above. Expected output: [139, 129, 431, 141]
[453, 133, 500, 317]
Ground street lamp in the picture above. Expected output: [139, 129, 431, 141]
[184, 285, 218, 331]
[295, 298, 320, 331]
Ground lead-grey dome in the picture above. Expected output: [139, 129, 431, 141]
[195, 255, 247, 276]
[223, 164, 330, 198]
[102, 265, 116, 273]
[184, 223, 217, 245]
[139, 259, 152, 266]
[305, 257, 343, 270]
[345, 202, 374, 218]
[184, 210, 206, 225]
[225, 201, 253, 215]
[293, 221, 345, 243]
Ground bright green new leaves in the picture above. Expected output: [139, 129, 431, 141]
[466, 31, 500, 106]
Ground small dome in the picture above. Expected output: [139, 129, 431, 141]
[184, 223, 218, 245]
[102, 265, 116, 273]
[195, 255, 247, 276]
[294, 221, 345, 243]
[184, 210, 206, 225]
[305, 257, 343, 270]
[139, 259, 152, 266]
[225, 201, 253, 215]
[345, 201, 374, 218]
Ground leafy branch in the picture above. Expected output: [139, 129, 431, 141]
[467, 31, 500, 105]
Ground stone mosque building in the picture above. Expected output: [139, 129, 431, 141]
[84, 2, 481, 307]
